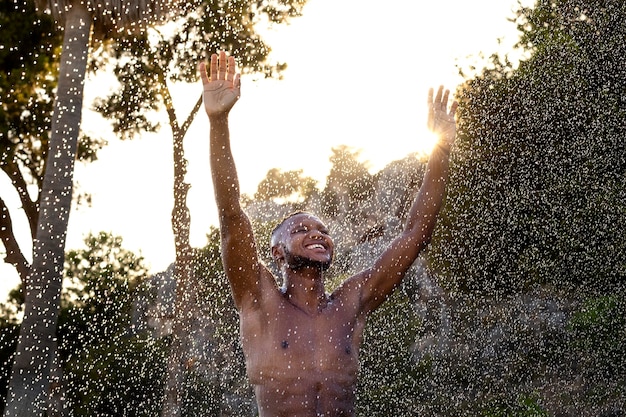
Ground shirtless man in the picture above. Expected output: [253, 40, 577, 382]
[200, 51, 457, 416]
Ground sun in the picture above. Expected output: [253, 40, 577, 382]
[415, 127, 443, 158]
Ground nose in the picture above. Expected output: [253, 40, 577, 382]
[309, 229, 323, 239]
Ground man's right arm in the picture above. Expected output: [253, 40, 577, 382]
[201, 52, 264, 309]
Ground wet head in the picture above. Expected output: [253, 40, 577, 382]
[271, 212, 334, 271]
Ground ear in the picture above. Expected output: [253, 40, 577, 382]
[271, 244, 284, 263]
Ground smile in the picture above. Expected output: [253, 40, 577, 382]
[306, 243, 326, 250]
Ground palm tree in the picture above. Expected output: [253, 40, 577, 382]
[3, 1, 178, 415]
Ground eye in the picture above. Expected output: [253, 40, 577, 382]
[292, 226, 308, 234]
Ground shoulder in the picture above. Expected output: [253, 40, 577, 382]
[328, 272, 369, 311]
[236, 264, 283, 312]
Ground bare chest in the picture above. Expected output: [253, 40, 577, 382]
[240, 297, 365, 385]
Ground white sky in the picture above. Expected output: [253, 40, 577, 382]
[1, 0, 533, 298]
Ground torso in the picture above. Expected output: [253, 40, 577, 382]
[239, 270, 366, 417]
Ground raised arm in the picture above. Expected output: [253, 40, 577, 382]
[200, 52, 264, 309]
[353, 86, 457, 314]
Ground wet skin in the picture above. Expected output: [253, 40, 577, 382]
[240, 273, 364, 416]
[241, 214, 364, 416]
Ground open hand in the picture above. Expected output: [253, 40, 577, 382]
[199, 51, 241, 117]
[427, 86, 458, 150]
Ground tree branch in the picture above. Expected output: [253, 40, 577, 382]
[2, 161, 38, 238]
[0, 197, 30, 286]
[180, 94, 203, 139]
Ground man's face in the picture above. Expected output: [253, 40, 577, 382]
[272, 213, 334, 271]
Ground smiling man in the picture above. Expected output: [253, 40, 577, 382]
[200, 51, 457, 416]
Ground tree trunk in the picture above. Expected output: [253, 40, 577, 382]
[160, 84, 204, 417]
[2, 3, 92, 416]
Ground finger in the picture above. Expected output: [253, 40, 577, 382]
[449, 100, 458, 117]
[442, 89, 450, 110]
[227, 55, 236, 82]
[210, 53, 218, 81]
[427, 87, 434, 128]
[435, 85, 443, 108]
[234, 73, 241, 95]
[218, 50, 227, 80]
[198, 61, 210, 85]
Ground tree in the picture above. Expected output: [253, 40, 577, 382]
[430, 0, 626, 296]
[321, 145, 374, 219]
[90, 2, 307, 414]
[0, 0, 60, 282]
[0, 232, 166, 416]
[0, 0, 107, 284]
[3, 1, 181, 415]
[422, 1, 626, 413]
[254, 168, 317, 202]
[59, 232, 166, 416]
[356, 286, 423, 416]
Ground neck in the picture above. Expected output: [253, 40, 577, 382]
[282, 267, 327, 315]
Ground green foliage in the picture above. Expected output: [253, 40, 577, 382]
[59, 232, 167, 416]
[430, 0, 626, 295]
[0, 0, 60, 177]
[356, 287, 423, 416]
[482, 392, 549, 417]
[322, 145, 375, 219]
[251, 218, 279, 266]
[93, 36, 163, 140]
[327, 146, 374, 201]
[63, 335, 168, 417]
[566, 294, 626, 397]
[254, 168, 317, 202]
[195, 227, 236, 319]
[414, 3, 626, 412]
[0, 0, 107, 283]
[0, 0, 61, 277]
[1, 232, 167, 415]
[0, 0, 106, 172]
[0, 287, 24, 327]
[179, 370, 223, 416]
[60, 232, 149, 361]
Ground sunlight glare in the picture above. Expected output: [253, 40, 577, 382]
[417, 127, 442, 158]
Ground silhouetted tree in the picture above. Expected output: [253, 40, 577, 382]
[3, 0, 180, 415]
[59, 232, 166, 416]
[0, 0, 60, 283]
[424, 1, 626, 413]
[322, 145, 374, 220]
[430, 0, 626, 296]
[255, 168, 316, 202]
[1, 232, 164, 416]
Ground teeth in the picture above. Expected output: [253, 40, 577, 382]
[308, 244, 325, 250]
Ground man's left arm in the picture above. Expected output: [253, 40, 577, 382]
[354, 86, 457, 314]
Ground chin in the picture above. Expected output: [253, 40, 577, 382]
[287, 254, 332, 272]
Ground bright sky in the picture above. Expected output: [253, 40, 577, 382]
[1, 0, 533, 297]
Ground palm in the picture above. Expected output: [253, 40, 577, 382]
[200, 52, 241, 117]
[203, 79, 239, 115]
